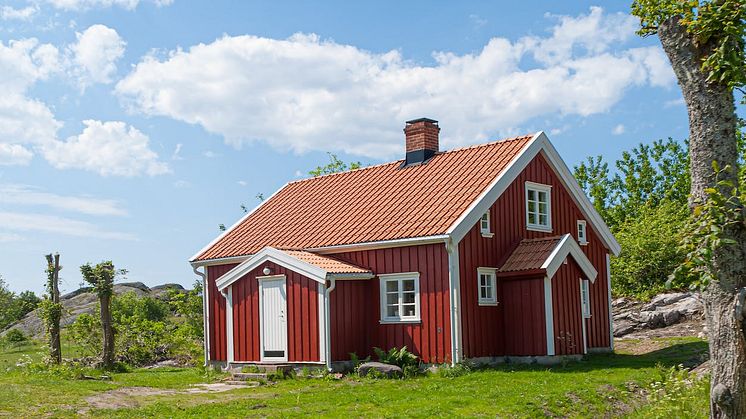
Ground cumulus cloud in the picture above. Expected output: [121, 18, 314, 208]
[116, 7, 675, 159]
[0, 144, 33, 165]
[612, 124, 625, 135]
[0, 184, 128, 216]
[41, 120, 170, 176]
[70, 24, 126, 88]
[44, 0, 172, 11]
[1, 5, 38, 21]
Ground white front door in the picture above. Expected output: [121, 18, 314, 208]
[259, 276, 288, 362]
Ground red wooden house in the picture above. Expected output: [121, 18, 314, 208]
[190, 118, 620, 369]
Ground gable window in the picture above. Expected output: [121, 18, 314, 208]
[379, 272, 420, 323]
[480, 212, 493, 237]
[580, 279, 591, 318]
[477, 267, 497, 305]
[577, 220, 588, 245]
[525, 182, 552, 231]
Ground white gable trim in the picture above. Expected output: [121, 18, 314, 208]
[447, 132, 621, 256]
[215, 247, 327, 291]
[542, 234, 598, 282]
[189, 184, 289, 262]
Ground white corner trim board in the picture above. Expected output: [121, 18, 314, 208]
[544, 275, 555, 356]
[541, 234, 598, 282]
[446, 239, 463, 365]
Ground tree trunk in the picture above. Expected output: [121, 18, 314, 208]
[99, 293, 114, 369]
[658, 16, 746, 418]
[45, 254, 62, 364]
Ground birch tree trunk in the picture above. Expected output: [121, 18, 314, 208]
[44, 253, 62, 364]
[658, 15, 746, 419]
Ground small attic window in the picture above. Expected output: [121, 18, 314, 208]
[480, 212, 493, 237]
[577, 220, 588, 245]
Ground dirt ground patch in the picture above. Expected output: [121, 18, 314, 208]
[81, 382, 257, 412]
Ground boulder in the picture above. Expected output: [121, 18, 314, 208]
[613, 320, 637, 337]
[642, 292, 690, 312]
[358, 362, 403, 378]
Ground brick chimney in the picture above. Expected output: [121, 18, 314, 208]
[403, 118, 439, 167]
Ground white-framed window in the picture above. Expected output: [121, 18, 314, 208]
[477, 267, 497, 305]
[379, 272, 420, 323]
[577, 220, 588, 245]
[480, 212, 493, 237]
[525, 182, 552, 231]
[580, 279, 591, 318]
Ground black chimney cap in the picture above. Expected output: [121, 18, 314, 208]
[405, 117, 438, 125]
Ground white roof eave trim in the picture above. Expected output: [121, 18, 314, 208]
[447, 132, 621, 256]
[541, 234, 598, 282]
[215, 247, 328, 291]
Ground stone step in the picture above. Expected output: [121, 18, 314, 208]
[224, 380, 261, 386]
[231, 372, 268, 381]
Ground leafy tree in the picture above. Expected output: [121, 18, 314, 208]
[308, 152, 361, 177]
[632, 1, 746, 416]
[575, 138, 690, 230]
[0, 277, 41, 331]
[80, 261, 125, 369]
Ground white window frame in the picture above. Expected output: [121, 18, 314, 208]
[580, 279, 591, 318]
[577, 220, 588, 245]
[477, 267, 498, 306]
[480, 212, 494, 237]
[525, 181, 552, 232]
[379, 272, 421, 324]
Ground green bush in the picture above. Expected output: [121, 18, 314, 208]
[636, 365, 709, 417]
[67, 292, 203, 367]
[611, 201, 689, 299]
[0, 329, 29, 349]
[438, 360, 474, 378]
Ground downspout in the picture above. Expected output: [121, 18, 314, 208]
[192, 264, 209, 367]
[446, 237, 462, 366]
[324, 277, 337, 371]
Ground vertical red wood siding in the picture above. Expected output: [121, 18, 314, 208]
[458, 152, 611, 358]
[230, 261, 320, 363]
[206, 263, 237, 362]
[330, 243, 451, 364]
[500, 277, 547, 356]
[551, 259, 585, 355]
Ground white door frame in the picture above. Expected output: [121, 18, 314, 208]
[258, 275, 288, 363]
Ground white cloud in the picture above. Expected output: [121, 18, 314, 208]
[664, 98, 685, 108]
[612, 124, 625, 135]
[237, 180, 248, 187]
[0, 232, 24, 242]
[173, 180, 189, 188]
[0, 39, 62, 164]
[69, 24, 125, 88]
[202, 151, 219, 158]
[116, 7, 675, 160]
[171, 143, 183, 160]
[0, 211, 136, 240]
[1, 5, 38, 21]
[0, 144, 33, 165]
[44, 0, 172, 11]
[41, 120, 170, 177]
[0, 184, 127, 216]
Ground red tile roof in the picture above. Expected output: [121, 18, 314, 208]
[499, 236, 563, 273]
[280, 249, 371, 274]
[194, 134, 536, 261]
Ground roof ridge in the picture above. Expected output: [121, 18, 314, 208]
[287, 132, 537, 186]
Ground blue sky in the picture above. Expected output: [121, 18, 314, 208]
[0, 0, 721, 294]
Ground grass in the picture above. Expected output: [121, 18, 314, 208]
[0, 337, 710, 418]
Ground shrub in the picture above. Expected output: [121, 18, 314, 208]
[2, 329, 28, 345]
[67, 313, 102, 357]
[639, 365, 709, 417]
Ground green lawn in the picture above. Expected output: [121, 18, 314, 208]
[0, 337, 709, 418]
